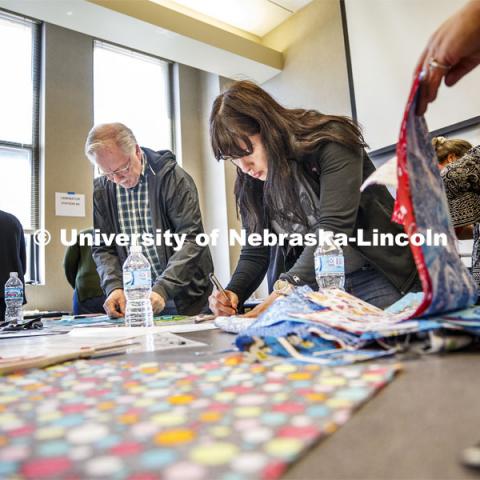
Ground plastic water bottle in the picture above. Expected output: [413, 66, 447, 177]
[4, 272, 24, 324]
[123, 245, 153, 327]
[314, 232, 345, 289]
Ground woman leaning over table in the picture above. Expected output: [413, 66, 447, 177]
[208, 81, 419, 316]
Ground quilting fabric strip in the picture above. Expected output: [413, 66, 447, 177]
[393, 71, 477, 317]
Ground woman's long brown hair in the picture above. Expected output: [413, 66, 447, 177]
[210, 80, 367, 233]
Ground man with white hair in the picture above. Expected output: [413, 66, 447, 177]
[85, 122, 213, 316]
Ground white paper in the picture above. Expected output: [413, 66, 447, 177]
[68, 323, 217, 338]
[0, 332, 206, 359]
[55, 192, 85, 217]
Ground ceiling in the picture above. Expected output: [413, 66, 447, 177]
[0, 0, 309, 83]
[150, 0, 312, 38]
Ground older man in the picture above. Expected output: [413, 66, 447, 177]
[85, 123, 212, 316]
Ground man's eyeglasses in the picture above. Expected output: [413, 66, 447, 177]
[99, 158, 131, 180]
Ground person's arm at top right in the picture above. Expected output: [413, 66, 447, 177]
[416, 0, 480, 115]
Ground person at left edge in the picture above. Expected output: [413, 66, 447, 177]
[85, 122, 213, 317]
[0, 210, 27, 321]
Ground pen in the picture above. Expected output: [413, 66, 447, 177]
[209, 273, 237, 313]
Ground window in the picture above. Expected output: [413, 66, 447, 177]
[94, 41, 173, 151]
[0, 11, 41, 283]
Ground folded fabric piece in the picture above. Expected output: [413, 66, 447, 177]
[235, 286, 478, 364]
[384, 292, 424, 315]
[236, 287, 366, 363]
[236, 288, 411, 364]
[214, 316, 256, 334]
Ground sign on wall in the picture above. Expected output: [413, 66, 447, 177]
[55, 192, 85, 217]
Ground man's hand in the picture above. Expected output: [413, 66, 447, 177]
[103, 289, 126, 318]
[209, 289, 239, 316]
[150, 292, 166, 315]
[242, 292, 280, 318]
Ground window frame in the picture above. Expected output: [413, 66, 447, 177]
[0, 10, 42, 284]
[92, 39, 176, 154]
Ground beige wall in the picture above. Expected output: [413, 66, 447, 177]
[174, 66, 234, 285]
[26, 24, 94, 311]
[173, 64, 205, 211]
[197, 71, 231, 286]
[262, 0, 351, 117]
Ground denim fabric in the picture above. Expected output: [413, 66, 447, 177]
[345, 265, 409, 309]
[72, 290, 106, 315]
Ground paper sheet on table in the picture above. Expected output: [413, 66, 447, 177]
[0, 330, 65, 339]
[0, 332, 206, 359]
[68, 323, 217, 338]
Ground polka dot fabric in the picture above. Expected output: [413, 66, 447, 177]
[0, 356, 399, 479]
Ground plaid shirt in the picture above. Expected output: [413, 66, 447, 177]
[116, 153, 163, 282]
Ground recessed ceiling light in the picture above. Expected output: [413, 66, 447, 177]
[66, 11, 73, 16]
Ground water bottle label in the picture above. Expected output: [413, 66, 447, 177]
[315, 255, 344, 275]
[123, 269, 151, 290]
[5, 286, 23, 300]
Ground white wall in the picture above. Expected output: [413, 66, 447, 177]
[345, 0, 480, 151]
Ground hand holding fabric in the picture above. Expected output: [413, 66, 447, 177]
[416, 0, 480, 115]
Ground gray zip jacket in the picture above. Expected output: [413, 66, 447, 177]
[92, 148, 213, 315]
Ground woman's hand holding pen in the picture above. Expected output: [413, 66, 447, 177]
[209, 289, 239, 316]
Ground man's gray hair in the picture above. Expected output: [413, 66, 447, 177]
[85, 123, 137, 162]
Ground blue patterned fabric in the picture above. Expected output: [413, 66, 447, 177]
[403, 90, 478, 315]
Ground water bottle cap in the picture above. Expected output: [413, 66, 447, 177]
[130, 245, 142, 253]
[10, 272, 18, 277]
